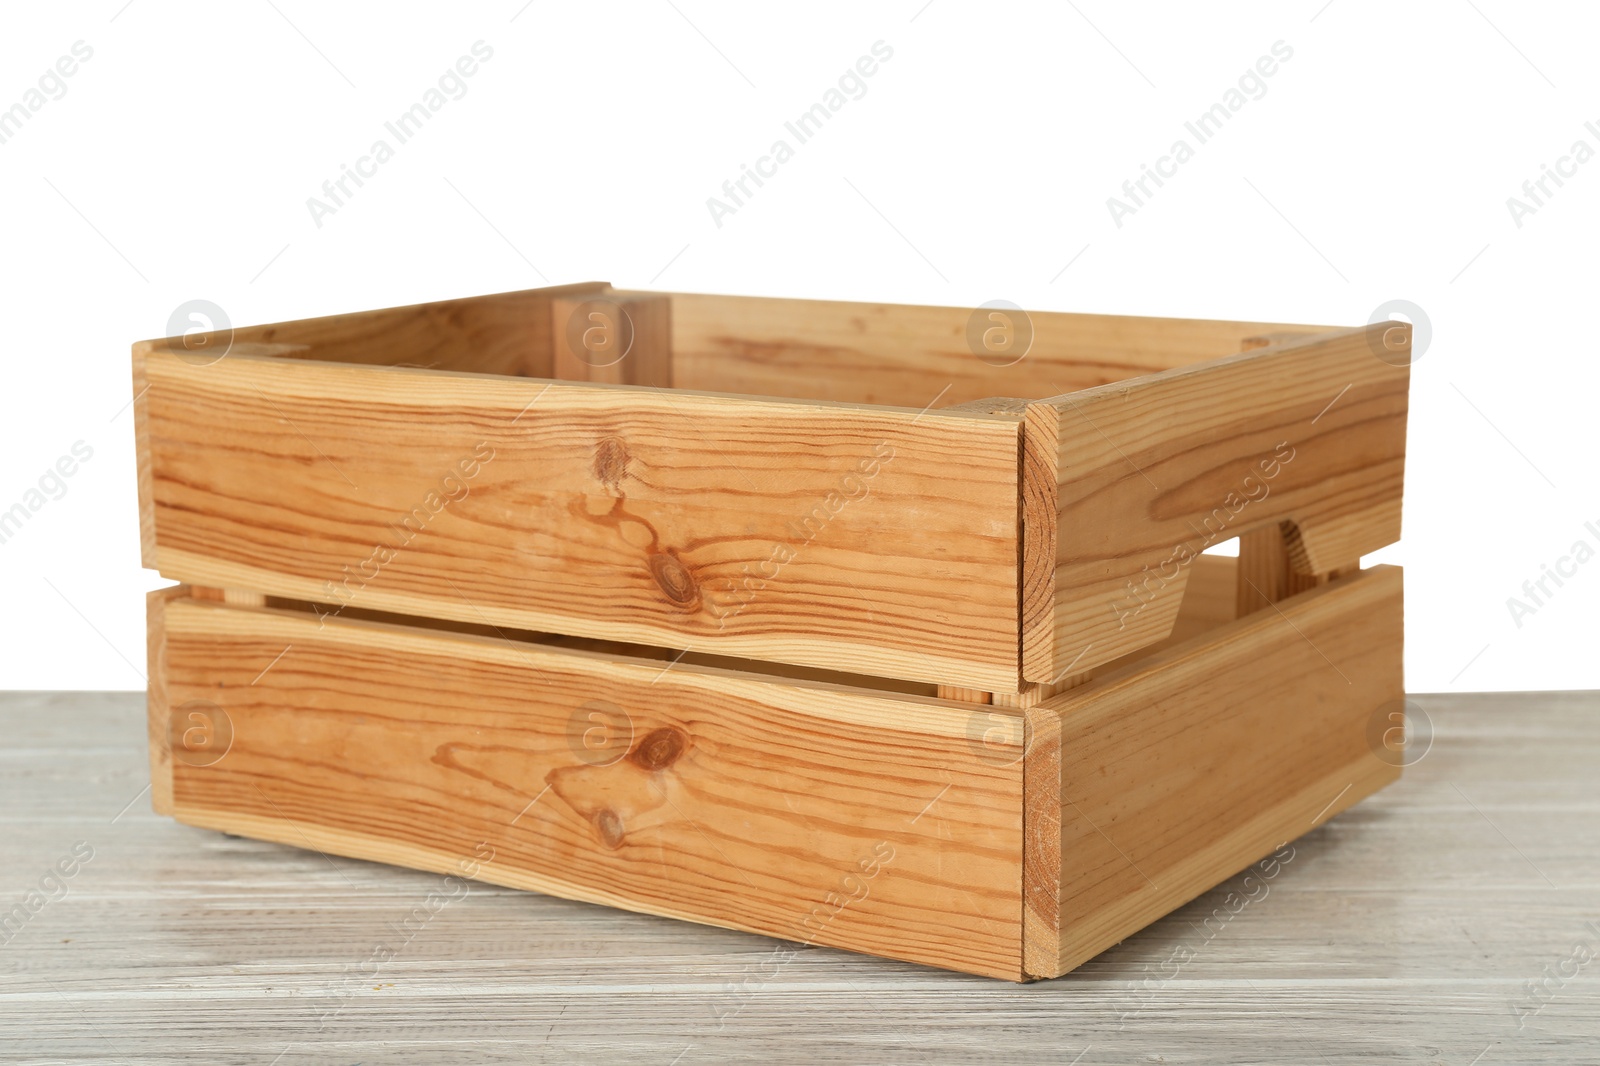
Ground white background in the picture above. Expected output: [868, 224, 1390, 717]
[0, 0, 1594, 693]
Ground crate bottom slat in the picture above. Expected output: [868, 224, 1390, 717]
[148, 589, 1028, 979]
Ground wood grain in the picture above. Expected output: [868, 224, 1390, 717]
[1235, 523, 1322, 615]
[136, 347, 1023, 691]
[131, 343, 158, 568]
[671, 292, 1329, 408]
[1016, 554, 1254, 698]
[1022, 323, 1408, 683]
[153, 594, 1025, 978]
[1023, 564, 1405, 978]
[197, 281, 610, 376]
[1019, 552, 1253, 973]
[1235, 324, 1362, 615]
[1021, 703, 1062, 977]
[130, 281, 598, 563]
[143, 587, 178, 816]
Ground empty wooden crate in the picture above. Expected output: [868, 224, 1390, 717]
[136, 283, 1410, 980]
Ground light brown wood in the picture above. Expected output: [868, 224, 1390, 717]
[1235, 524, 1361, 616]
[671, 293, 1331, 408]
[991, 676, 1083, 710]
[1166, 551, 1240, 632]
[1013, 553, 1247, 694]
[1021, 702, 1062, 977]
[1015, 549, 1333, 972]
[141, 552, 1403, 983]
[1240, 328, 1329, 351]
[959, 537, 1250, 710]
[1022, 323, 1408, 683]
[223, 281, 611, 376]
[135, 347, 1023, 691]
[131, 345, 158, 570]
[134, 287, 1404, 697]
[1022, 564, 1405, 979]
[941, 397, 1031, 418]
[152, 593, 1026, 978]
[129, 282, 597, 562]
[187, 586, 266, 607]
[1235, 323, 1362, 618]
[144, 587, 179, 816]
[128, 287, 1417, 983]
[550, 291, 673, 387]
[1235, 522, 1320, 616]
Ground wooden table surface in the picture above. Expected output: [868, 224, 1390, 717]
[2, 690, 1596, 1065]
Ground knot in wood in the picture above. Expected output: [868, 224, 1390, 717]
[648, 552, 700, 609]
[630, 727, 687, 771]
[593, 808, 625, 849]
[592, 435, 629, 488]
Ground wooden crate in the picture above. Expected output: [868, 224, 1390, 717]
[135, 284, 1410, 980]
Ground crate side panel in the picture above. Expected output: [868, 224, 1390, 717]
[1036, 565, 1404, 978]
[1023, 324, 1408, 683]
[155, 598, 1025, 979]
[670, 293, 1330, 407]
[219, 282, 611, 376]
[140, 350, 1022, 690]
